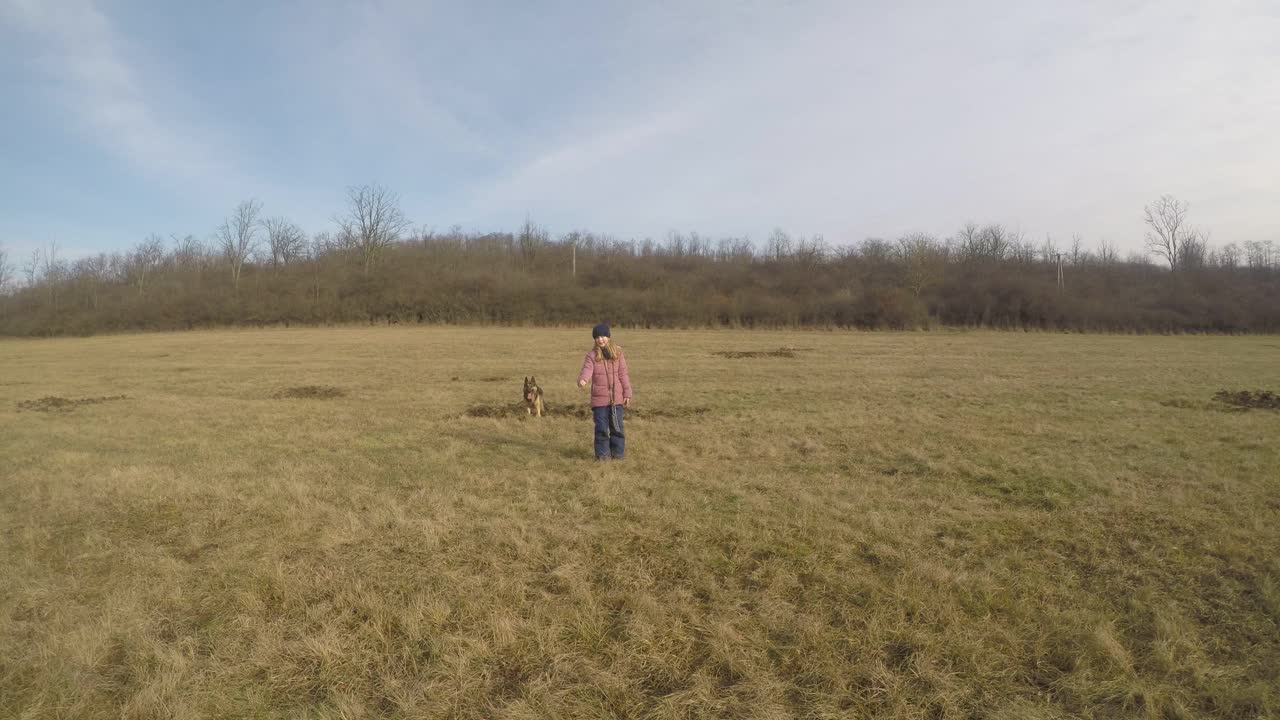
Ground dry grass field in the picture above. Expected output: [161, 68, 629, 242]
[1, 327, 1277, 719]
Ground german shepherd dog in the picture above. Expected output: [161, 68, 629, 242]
[523, 376, 544, 417]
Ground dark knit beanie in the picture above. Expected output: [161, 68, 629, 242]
[592, 323, 611, 339]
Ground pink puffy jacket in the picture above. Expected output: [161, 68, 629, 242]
[578, 347, 632, 408]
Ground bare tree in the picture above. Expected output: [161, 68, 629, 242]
[715, 236, 754, 263]
[793, 234, 827, 269]
[1069, 234, 1084, 265]
[858, 237, 894, 263]
[954, 222, 982, 260]
[1245, 240, 1277, 269]
[1008, 237, 1037, 264]
[1038, 235, 1060, 264]
[77, 253, 113, 309]
[39, 241, 60, 278]
[307, 232, 334, 306]
[1243, 241, 1264, 269]
[24, 247, 42, 288]
[1097, 238, 1119, 265]
[665, 231, 689, 258]
[129, 235, 165, 297]
[166, 234, 207, 293]
[171, 234, 205, 270]
[1217, 242, 1241, 269]
[35, 241, 68, 309]
[1182, 230, 1207, 269]
[337, 184, 411, 278]
[765, 228, 792, 261]
[982, 224, 1013, 260]
[0, 244, 12, 295]
[690, 232, 715, 258]
[1144, 195, 1202, 271]
[955, 223, 1014, 261]
[261, 216, 307, 271]
[517, 216, 548, 266]
[217, 199, 263, 289]
[896, 232, 946, 296]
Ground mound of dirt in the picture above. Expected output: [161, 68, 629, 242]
[275, 385, 346, 399]
[465, 402, 583, 419]
[712, 348, 798, 359]
[17, 395, 129, 413]
[463, 403, 711, 420]
[711, 345, 808, 356]
[465, 402, 527, 418]
[635, 406, 712, 419]
[465, 399, 716, 417]
[1213, 389, 1280, 410]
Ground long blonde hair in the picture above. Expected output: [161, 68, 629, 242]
[593, 340, 622, 361]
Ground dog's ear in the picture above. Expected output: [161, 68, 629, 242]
[530, 376, 536, 384]
[524, 376, 528, 383]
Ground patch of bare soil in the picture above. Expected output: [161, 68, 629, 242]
[712, 348, 799, 359]
[636, 406, 712, 419]
[1212, 389, 1280, 410]
[464, 403, 711, 420]
[464, 402, 527, 418]
[275, 385, 346, 399]
[465, 403, 588, 419]
[17, 395, 129, 413]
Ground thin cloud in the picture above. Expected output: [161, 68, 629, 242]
[452, 0, 1280, 247]
[2, 0, 1276, 255]
[464, 109, 699, 220]
[276, 0, 503, 161]
[2, 0, 249, 193]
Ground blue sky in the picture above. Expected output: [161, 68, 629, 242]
[2, 0, 1277, 262]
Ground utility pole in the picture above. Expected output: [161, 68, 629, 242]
[572, 239, 576, 278]
[1053, 252, 1064, 292]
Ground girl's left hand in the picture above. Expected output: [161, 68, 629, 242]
[623, 398, 630, 408]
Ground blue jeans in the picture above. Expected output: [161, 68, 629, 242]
[592, 405, 625, 459]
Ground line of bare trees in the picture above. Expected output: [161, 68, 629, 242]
[1, 192, 1277, 336]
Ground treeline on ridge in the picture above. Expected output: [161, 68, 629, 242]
[1, 189, 1277, 335]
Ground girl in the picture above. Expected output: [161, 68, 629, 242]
[577, 323, 632, 461]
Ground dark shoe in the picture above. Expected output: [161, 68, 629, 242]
[595, 456, 610, 462]
[611, 455, 624, 462]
